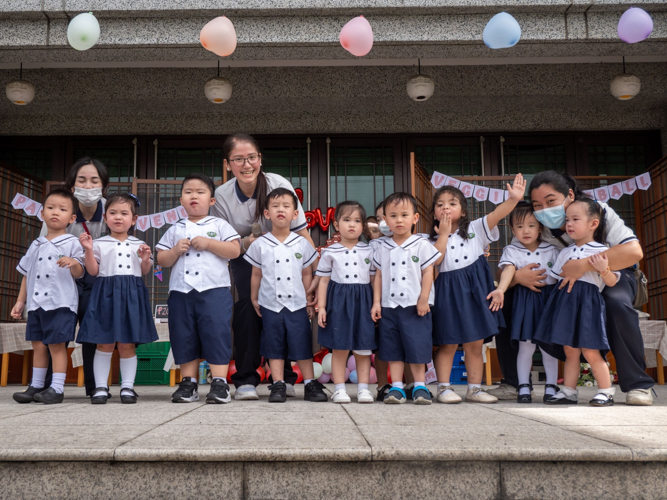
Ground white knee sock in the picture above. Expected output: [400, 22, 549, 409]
[93, 350, 113, 392]
[517, 341, 537, 396]
[540, 348, 559, 396]
[120, 356, 137, 391]
[31, 367, 47, 389]
[50, 373, 66, 394]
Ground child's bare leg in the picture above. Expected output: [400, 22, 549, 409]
[269, 359, 285, 382]
[296, 359, 315, 381]
[209, 364, 229, 379]
[332, 349, 349, 385]
[354, 353, 371, 384]
[434, 344, 457, 383]
[179, 359, 200, 380]
[47, 342, 68, 394]
[582, 349, 611, 389]
[375, 357, 388, 386]
[32, 341, 48, 369]
[463, 340, 485, 385]
[563, 346, 581, 390]
[389, 361, 405, 387]
[409, 363, 426, 384]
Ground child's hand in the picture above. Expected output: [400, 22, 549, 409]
[138, 244, 152, 262]
[433, 213, 452, 237]
[307, 305, 315, 319]
[252, 300, 262, 317]
[506, 173, 526, 202]
[371, 303, 382, 322]
[57, 256, 77, 269]
[11, 301, 24, 319]
[486, 289, 504, 312]
[79, 232, 93, 252]
[175, 238, 191, 255]
[190, 236, 210, 251]
[318, 308, 327, 328]
[416, 296, 430, 316]
[589, 253, 609, 273]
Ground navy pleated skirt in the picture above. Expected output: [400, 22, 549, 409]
[318, 281, 377, 351]
[510, 284, 556, 345]
[534, 281, 609, 353]
[77, 275, 159, 345]
[432, 256, 505, 345]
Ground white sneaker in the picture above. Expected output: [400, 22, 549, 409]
[626, 388, 654, 406]
[465, 386, 498, 404]
[332, 389, 351, 403]
[436, 386, 463, 404]
[234, 384, 259, 400]
[357, 389, 374, 404]
[286, 383, 296, 397]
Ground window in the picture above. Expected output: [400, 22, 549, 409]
[156, 148, 223, 181]
[73, 148, 134, 183]
[0, 149, 52, 180]
[504, 144, 567, 175]
[262, 147, 309, 208]
[415, 145, 482, 177]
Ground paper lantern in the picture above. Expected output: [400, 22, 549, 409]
[204, 77, 232, 103]
[347, 356, 356, 372]
[406, 74, 434, 101]
[200, 16, 237, 57]
[321, 353, 333, 374]
[317, 373, 331, 384]
[67, 12, 101, 51]
[349, 370, 358, 384]
[483, 12, 521, 49]
[618, 7, 653, 44]
[313, 362, 323, 379]
[610, 73, 640, 100]
[340, 16, 373, 57]
[6, 80, 34, 105]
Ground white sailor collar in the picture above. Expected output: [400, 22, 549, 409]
[324, 242, 369, 253]
[178, 216, 217, 227]
[36, 234, 78, 247]
[381, 234, 422, 250]
[261, 232, 303, 247]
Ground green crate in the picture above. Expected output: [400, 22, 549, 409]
[135, 355, 170, 385]
[136, 341, 171, 356]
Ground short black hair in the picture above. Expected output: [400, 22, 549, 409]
[509, 201, 539, 229]
[105, 193, 141, 235]
[570, 195, 607, 244]
[43, 188, 78, 215]
[181, 173, 215, 198]
[266, 187, 298, 210]
[383, 192, 418, 214]
[64, 157, 109, 196]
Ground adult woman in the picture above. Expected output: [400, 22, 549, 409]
[211, 134, 317, 400]
[490, 171, 654, 405]
[41, 157, 109, 396]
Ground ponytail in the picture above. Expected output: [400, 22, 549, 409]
[573, 195, 607, 244]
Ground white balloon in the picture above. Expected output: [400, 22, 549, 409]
[313, 362, 323, 379]
[321, 353, 333, 374]
[67, 12, 101, 51]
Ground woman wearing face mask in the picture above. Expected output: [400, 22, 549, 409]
[40, 157, 109, 397]
[489, 171, 653, 406]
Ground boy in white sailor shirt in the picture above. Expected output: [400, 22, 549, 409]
[157, 174, 241, 404]
[12, 189, 84, 405]
[244, 187, 328, 403]
[371, 192, 441, 405]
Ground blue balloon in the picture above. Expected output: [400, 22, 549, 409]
[349, 369, 358, 384]
[483, 12, 521, 49]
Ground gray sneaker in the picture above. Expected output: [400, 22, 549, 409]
[487, 383, 536, 400]
[286, 383, 296, 397]
[625, 388, 654, 406]
[234, 384, 259, 400]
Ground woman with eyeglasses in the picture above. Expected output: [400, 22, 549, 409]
[211, 133, 317, 401]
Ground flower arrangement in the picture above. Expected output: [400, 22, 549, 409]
[577, 362, 618, 387]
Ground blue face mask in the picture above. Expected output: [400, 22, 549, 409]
[378, 220, 393, 236]
[533, 201, 566, 229]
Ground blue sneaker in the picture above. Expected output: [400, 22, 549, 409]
[383, 387, 406, 404]
[412, 386, 432, 405]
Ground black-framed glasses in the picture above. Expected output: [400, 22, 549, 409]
[228, 154, 261, 167]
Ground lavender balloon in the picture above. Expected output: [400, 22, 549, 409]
[618, 7, 653, 44]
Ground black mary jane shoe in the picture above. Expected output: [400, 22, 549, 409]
[589, 393, 614, 407]
[543, 384, 560, 403]
[91, 387, 111, 405]
[120, 388, 139, 404]
[516, 384, 532, 403]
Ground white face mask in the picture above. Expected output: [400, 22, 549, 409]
[378, 219, 393, 237]
[73, 187, 103, 207]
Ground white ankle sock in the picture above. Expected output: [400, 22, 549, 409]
[392, 381, 404, 389]
[119, 356, 137, 390]
[334, 383, 346, 392]
[50, 373, 66, 394]
[31, 367, 47, 389]
[550, 386, 577, 400]
[597, 387, 616, 396]
[304, 379, 313, 386]
[212, 377, 227, 383]
[414, 381, 425, 388]
[358, 383, 369, 392]
[93, 350, 113, 390]
[189, 377, 197, 383]
[468, 383, 481, 390]
[517, 341, 536, 395]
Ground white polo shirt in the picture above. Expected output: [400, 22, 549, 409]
[17, 234, 85, 314]
[373, 234, 441, 308]
[243, 232, 317, 313]
[550, 242, 620, 292]
[435, 216, 498, 273]
[315, 242, 375, 284]
[92, 235, 148, 278]
[156, 216, 240, 294]
[498, 241, 560, 286]
[211, 173, 308, 237]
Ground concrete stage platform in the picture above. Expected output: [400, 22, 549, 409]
[1, 384, 666, 499]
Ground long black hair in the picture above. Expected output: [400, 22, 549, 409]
[529, 171, 583, 200]
[429, 186, 471, 240]
[570, 195, 607, 244]
[223, 133, 266, 222]
[64, 157, 110, 196]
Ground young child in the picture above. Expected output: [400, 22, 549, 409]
[431, 174, 525, 404]
[371, 192, 441, 405]
[367, 215, 381, 241]
[77, 193, 159, 404]
[488, 202, 561, 403]
[12, 189, 84, 404]
[535, 197, 619, 407]
[245, 187, 328, 403]
[316, 201, 377, 404]
[157, 173, 241, 404]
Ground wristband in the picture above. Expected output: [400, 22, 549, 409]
[241, 236, 248, 253]
[600, 266, 610, 277]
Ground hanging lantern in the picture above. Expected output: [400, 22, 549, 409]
[204, 61, 232, 103]
[406, 59, 434, 102]
[610, 57, 640, 100]
[6, 64, 34, 105]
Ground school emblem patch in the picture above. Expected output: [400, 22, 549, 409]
[468, 233, 475, 239]
[364, 258, 370, 264]
[295, 253, 303, 259]
[411, 255, 419, 263]
[207, 231, 217, 237]
[58, 254, 65, 260]
[547, 262, 553, 268]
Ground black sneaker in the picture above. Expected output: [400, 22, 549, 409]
[120, 388, 139, 404]
[91, 387, 111, 405]
[268, 381, 287, 403]
[304, 380, 327, 402]
[171, 378, 199, 403]
[412, 386, 433, 405]
[376, 384, 392, 401]
[13, 385, 44, 404]
[206, 379, 231, 404]
[33, 387, 64, 404]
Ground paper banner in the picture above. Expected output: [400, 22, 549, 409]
[431, 172, 447, 188]
[136, 216, 150, 232]
[163, 208, 180, 225]
[11, 193, 28, 209]
[636, 172, 651, 191]
[594, 185, 610, 203]
[473, 185, 489, 202]
[36, 210, 43, 222]
[622, 178, 637, 196]
[23, 200, 41, 217]
[458, 181, 474, 198]
[582, 189, 596, 200]
[149, 212, 165, 229]
[176, 206, 188, 219]
[445, 177, 460, 189]
[608, 182, 623, 200]
[488, 188, 505, 205]
[505, 191, 510, 201]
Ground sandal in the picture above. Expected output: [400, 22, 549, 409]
[516, 383, 532, 404]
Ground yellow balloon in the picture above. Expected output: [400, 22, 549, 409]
[200, 16, 237, 57]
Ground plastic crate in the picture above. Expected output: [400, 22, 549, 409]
[136, 342, 171, 356]
[453, 350, 465, 367]
[134, 355, 170, 385]
[450, 367, 468, 384]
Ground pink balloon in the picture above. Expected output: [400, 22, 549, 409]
[345, 367, 351, 381]
[370, 353, 375, 366]
[618, 8, 653, 44]
[347, 356, 356, 372]
[317, 372, 331, 384]
[200, 16, 237, 57]
[369, 367, 377, 384]
[340, 16, 373, 57]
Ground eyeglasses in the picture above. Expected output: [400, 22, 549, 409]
[228, 154, 261, 167]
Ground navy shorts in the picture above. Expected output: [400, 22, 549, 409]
[259, 306, 313, 361]
[378, 306, 433, 364]
[168, 287, 233, 365]
[26, 307, 77, 345]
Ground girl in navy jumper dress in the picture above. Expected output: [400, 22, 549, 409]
[488, 202, 560, 403]
[317, 201, 377, 404]
[78, 193, 158, 404]
[431, 174, 525, 405]
[535, 197, 619, 407]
